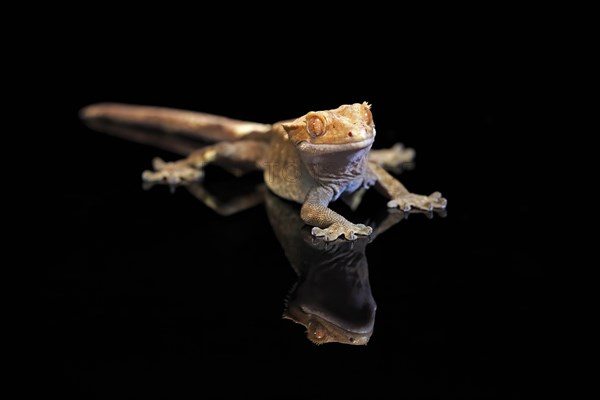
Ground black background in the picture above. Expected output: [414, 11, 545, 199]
[44, 15, 548, 399]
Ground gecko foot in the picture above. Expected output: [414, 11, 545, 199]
[383, 143, 415, 166]
[311, 222, 373, 242]
[141, 157, 204, 185]
[387, 191, 447, 212]
[370, 143, 415, 169]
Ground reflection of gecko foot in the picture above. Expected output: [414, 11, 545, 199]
[389, 207, 448, 220]
[141, 157, 204, 185]
[387, 191, 447, 212]
[311, 222, 373, 241]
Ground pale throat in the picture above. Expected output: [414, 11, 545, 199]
[299, 144, 372, 197]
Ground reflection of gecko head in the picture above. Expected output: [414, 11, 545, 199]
[264, 190, 376, 345]
[282, 251, 376, 345]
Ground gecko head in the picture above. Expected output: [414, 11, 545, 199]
[304, 318, 371, 346]
[283, 307, 373, 345]
[282, 102, 376, 153]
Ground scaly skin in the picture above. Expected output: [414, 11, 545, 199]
[81, 102, 447, 240]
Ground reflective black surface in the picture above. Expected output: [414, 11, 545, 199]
[46, 43, 546, 398]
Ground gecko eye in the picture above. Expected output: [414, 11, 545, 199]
[306, 114, 326, 137]
[308, 320, 327, 340]
[362, 106, 373, 125]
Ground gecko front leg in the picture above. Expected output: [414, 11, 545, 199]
[301, 187, 373, 241]
[369, 162, 447, 211]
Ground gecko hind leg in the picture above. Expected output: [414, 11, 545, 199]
[142, 140, 269, 185]
[368, 143, 415, 171]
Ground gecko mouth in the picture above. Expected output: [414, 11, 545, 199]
[296, 136, 375, 154]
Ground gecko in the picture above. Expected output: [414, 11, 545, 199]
[81, 102, 447, 241]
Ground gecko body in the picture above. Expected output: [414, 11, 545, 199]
[81, 102, 446, 241]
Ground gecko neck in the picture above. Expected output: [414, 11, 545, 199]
[298, 143, 372, 199]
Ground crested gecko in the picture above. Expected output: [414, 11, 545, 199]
[81, 102, 447, 241]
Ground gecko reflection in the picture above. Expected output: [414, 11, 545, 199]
[183, 184, 444, 345]
[84, 120, 446, 345]
[263, 191, 444, 345]
[265, 190, 376, 345]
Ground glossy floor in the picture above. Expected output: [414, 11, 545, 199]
[44, 108, 545, 398]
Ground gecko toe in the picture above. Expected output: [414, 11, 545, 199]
[311, 222, 372, 242]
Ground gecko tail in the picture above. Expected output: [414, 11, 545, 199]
[80, 103, 272, 143]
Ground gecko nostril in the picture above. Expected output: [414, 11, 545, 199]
[348, 131, 353, 137]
